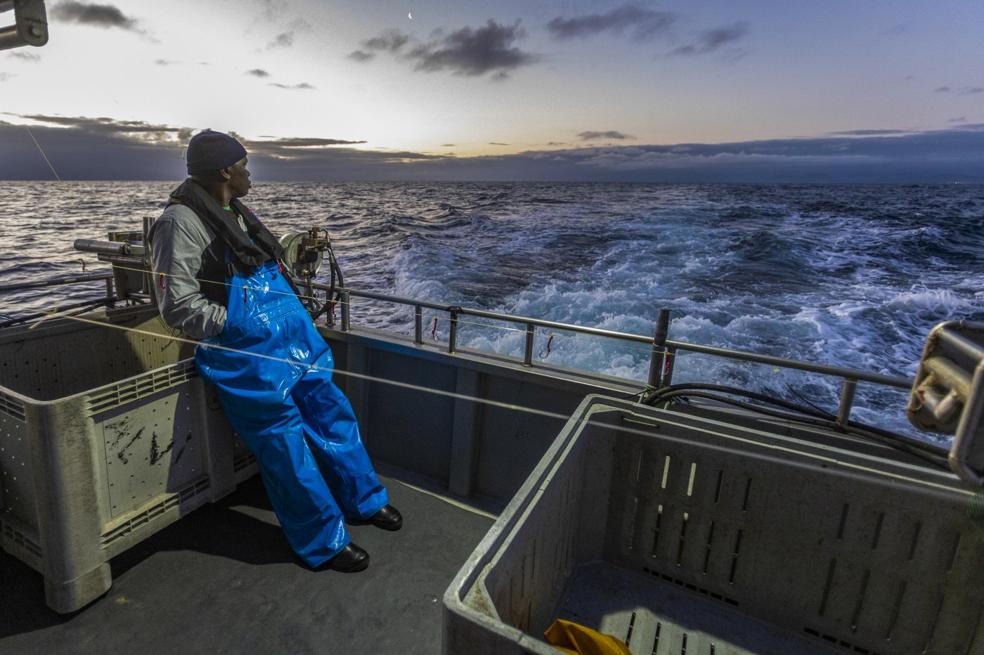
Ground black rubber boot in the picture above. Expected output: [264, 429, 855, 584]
[369, 505, 403, 532]
[326, 543, 370, 572]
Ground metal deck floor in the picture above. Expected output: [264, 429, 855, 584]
[0, 474, 495, 655]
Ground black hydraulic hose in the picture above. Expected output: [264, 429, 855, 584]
[646, 382, 947, 457]
[649, 387, 949, 468]
[310, 246, 344, 322]
[0, 296, 120, 329]
[646, 383, 836, 421]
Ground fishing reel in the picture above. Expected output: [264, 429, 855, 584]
[279, 227, 331, 281]
[279, 227, 345, 324]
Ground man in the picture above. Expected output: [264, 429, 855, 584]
[149, 129, 400, 572]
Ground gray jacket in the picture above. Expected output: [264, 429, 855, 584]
[148, 204, 247, 340]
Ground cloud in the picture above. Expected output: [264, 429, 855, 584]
[578, 130, 634, 141]
[546, 4, 675, 41]
[155, 59, 177, 66]
[0, 73, 14, 82]
[948, 116, 967, 124]
[960, 86, 984, 95]
[5, 114, 984, 183]
[934, 86, 951, 93]
[14, 113, 191, 140]
[246, 68, 271, 78]
[441, 143, 455, 147]
[50, 2, 140, 31]
[267, 31, 294, 49]
[670, 21, 749, 56]
[828, 128, 912, 136]
[8, 52, 41, 62]
[404, 20, 539, 78]
[268, 82, 315, 90]
[363, 29, 411, 53]
[347, 50, 375, 63]
[489, 142, 509, 146]
[254, 137, 366, 147]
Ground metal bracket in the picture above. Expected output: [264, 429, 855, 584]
[908, 321, 984, 484]
[0, 0, 48, 51]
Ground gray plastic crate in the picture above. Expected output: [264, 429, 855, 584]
[444, 395, 984, 655]
[0, 309, 256, 613]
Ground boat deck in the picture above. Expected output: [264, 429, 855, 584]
[0, 472, 495, 655]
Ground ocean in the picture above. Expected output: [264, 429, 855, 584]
[1, 181, 982, 440]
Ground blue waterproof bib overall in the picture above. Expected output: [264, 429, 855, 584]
[195, 260, 388, 567]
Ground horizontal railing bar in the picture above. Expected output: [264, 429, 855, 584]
[666, 339, 910, 389]
[320, 283, 913, 391]
[0, 271, 113, 293]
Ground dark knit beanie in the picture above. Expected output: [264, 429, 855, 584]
[186, 129, 247, 175]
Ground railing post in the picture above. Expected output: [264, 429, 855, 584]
[837, 378, 857, 428]
[340, 290, 351, 332]
[105, 277, 114, 305]
[448, 307, 461, 354]
[648, 309, 671, 388]
[414, 305, 423, 345]
[523, 323, 535, 366]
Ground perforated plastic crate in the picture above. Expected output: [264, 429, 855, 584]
[443, 395, 984, 655]
[0, 309, 256, 612]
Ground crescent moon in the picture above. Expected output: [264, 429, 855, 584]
[408, 11, 413, 19]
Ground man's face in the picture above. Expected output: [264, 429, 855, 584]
[226, 157, 252, 198]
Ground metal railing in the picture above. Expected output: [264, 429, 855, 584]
[319, 284, 913, 425]
[0, 273, 913, 426]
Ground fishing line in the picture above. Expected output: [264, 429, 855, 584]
[49, 261, 562, 339]
[11, 310, 963, 496]
[24, 124, 62, 182]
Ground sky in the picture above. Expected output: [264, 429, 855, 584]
[1, 0, 983, 182]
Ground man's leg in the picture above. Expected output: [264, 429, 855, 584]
[292, 351, 389, 520]
[214, 386, 351, 568]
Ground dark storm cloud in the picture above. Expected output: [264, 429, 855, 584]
[670, 22, 749, 56]
[405, 20, 538, 78]
[4, 114, 984, 183]
[546, 4, 675, 41]
[8, 52, 41, 62]
[16, 114, 189, 136]
[246, 68, 271, 78]
[267, 31, 294, 49]
[51, 2, 139, 30]
[268, 82, 315, 90]
[578, 130, 634, 141]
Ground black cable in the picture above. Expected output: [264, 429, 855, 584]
[650, 383, 948, 457]
[649, 388, 949, 469]
[0, 297, 120, 329]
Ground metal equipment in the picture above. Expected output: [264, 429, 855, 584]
[279, 227, 344, 324]
[0, 0, 47, 51]
[74, 223, 153, 304]
[908, 320, 984, 484]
